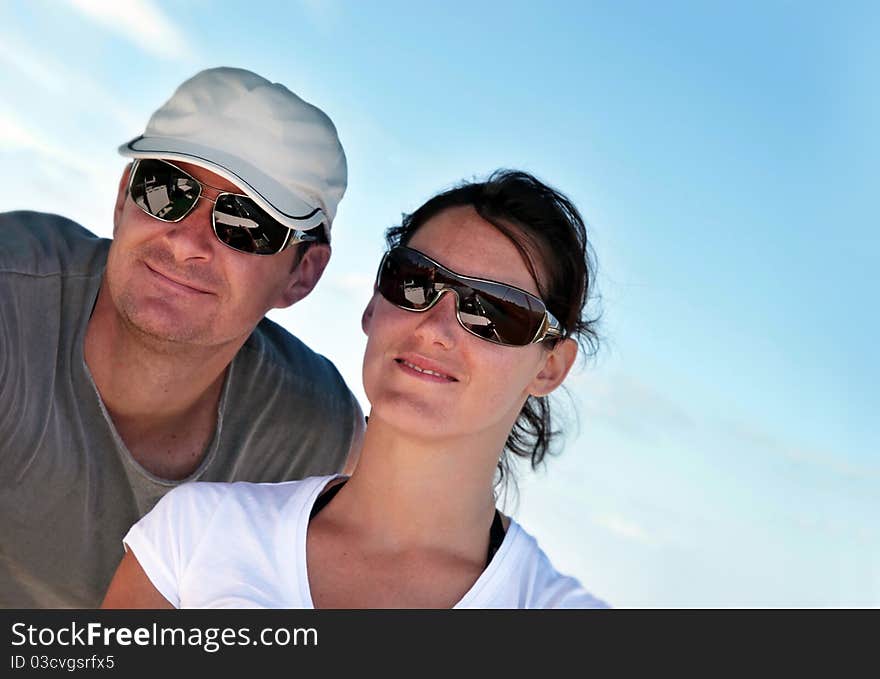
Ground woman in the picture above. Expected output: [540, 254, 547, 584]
[101, 170, 607, 608]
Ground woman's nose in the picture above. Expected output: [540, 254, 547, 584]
[413, 289, 460, 348]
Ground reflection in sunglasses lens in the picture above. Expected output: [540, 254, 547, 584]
[131, 161, 199, 221]
[214, 194, 288, 255]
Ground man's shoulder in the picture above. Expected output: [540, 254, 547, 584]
[221, 321, 361, 480]
[240, 316, 353, 400]
[0, 210, 109, 277]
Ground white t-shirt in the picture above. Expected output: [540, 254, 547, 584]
[123, 475, 608, 609]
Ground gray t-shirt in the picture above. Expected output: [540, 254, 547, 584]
[0, 211, 361, 608]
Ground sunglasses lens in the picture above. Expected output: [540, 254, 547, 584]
[378, 247, 548, 346]
[377, 248, 438, 310]
[130, 160, 199, 221]
[213, 194, 292, 255]
[457, 283, 545, 346]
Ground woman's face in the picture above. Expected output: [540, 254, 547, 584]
[361, 205, 574, 444]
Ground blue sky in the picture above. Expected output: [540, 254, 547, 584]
[1, 0, 876, 606]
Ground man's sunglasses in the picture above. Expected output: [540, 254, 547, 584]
[128, 158, 321, 256]
[376, 245, 564, 347]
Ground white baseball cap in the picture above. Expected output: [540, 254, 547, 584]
[119, 67, 346, 240]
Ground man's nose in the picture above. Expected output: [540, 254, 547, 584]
[164, 192, 218, 260]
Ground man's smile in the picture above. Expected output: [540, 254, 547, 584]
[143, 262, 216, 295]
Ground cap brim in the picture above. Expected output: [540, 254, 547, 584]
[119, 136, 328, 235]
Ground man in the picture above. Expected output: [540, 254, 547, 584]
[0, 67, 364, 607]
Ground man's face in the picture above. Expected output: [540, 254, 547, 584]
[105, 160, 313, 348]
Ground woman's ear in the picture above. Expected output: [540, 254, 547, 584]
[113, 164, 132, 236]
[528, 338, 578, 398]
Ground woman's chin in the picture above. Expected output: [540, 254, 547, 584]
[367, 395, 460, 439]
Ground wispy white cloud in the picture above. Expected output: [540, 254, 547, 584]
[0, 40, 66, 93]
[0, 32, 144, 132]
[65, 0, 196, 62]
[576, 370, 876, 483]
[592, 513, 656, 546]
[0, 109, 104, 179]
[0, 108, 121, 235]
[724, 420, 880, 482]
[577, 371, 696, 442]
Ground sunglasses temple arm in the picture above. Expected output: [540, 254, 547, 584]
[294, 229, 318, 241]
[283, 229, 320, 250]
[542, 312, 564, 341]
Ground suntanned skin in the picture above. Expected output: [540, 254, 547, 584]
[85, 162, 361, 481]
[101, 206, 576, 609]
[101, 551, 174, 609]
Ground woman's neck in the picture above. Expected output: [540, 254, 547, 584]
[330, 415, 505, 553]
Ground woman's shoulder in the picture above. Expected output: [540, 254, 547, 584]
[503, 518, 610, 609]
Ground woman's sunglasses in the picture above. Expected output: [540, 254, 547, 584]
[376, 246, 564, 347]
[127, 158, 322, 256]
